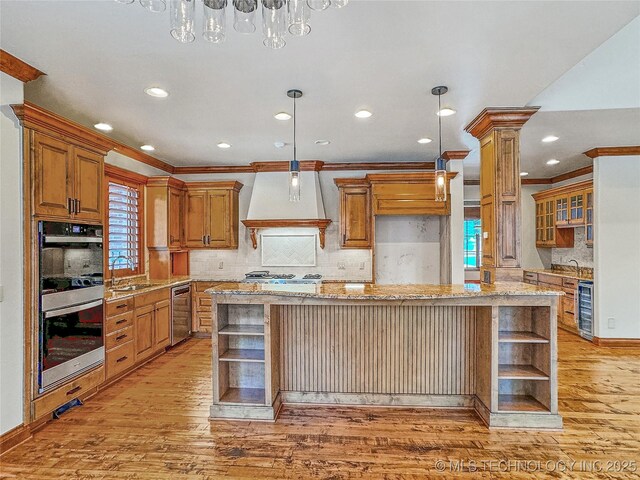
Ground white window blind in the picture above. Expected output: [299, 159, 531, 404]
[108, 181, 140, 271]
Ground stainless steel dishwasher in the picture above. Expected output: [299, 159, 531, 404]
[171, 284, 192, 346]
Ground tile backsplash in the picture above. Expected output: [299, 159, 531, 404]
[552, 227, 594, 268]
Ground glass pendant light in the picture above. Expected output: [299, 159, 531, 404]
[262, 0, 286, 49]
[233, 0, 257, 34]
[331, 0, 348, 7]
[170, 0, 196, 42]
[432, 86, 448, 202]
[307, 0, 330, 11]
[288, 0, 311, 36]
[203, 0, 227, 43]
[116, 0, 135, 5]
[288, 89, 303, 202]
[140, 0, 166, 12]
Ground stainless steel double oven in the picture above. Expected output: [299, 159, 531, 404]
[38, 221, 104, 392]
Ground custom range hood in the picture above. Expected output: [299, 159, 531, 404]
[242, 161, 331, 249]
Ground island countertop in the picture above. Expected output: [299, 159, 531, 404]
[205, 281, 563, 301]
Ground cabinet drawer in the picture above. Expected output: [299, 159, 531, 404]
[105, 325, 134, 350]
[523, 272, 538, 283]
[106, 341, 135, 379]
[195, 311, 212, 331]
[106, 297, 134, 316]
[135, 288, 170, 308]
[562, 277, 579, 289]
[33, 366, 104, 420]
[105, 310, 134, 334]
[562, 296, 575, 315]
[196, 294, 212, 311]
[537, 274, 563, 287]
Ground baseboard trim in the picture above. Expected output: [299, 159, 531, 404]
[281, 392, 475, 408]
[593, 337, 640, 347]
[0, 424, 32, 456]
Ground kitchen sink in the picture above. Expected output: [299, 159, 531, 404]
[111, 284, 155, 292]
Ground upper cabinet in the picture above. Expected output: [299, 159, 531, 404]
[184, 182, 242, 249]
[334, 178, 372, 248]
[146, 176, 186, 250]
[532, 180, 593, 249]
[13, 103, 112, 223]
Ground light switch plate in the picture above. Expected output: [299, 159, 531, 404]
[608, 317, 615, 329]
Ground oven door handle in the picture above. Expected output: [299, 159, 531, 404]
[44, 299, 103, 318]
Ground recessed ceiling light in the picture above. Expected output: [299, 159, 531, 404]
[94, 123, 113, 132]
[145, 87, 169, 98]
[417, 137, 432, 144]
[274, 141, 286, 148]
[355, 109, 372, 119]
[520, 172, 529, 177]
[217, 142, 231, 149]
[437, 108, 456, 117]
[547, 159, 560, 165]
[542, 135, 559, 143]
[140, 145, 155, 152]
[315, 140, 331, 146]
[274, 112, 291, 120]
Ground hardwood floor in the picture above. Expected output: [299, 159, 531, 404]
[2, 331, 639, 479]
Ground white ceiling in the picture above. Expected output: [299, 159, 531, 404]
[1, 1, 639, 178]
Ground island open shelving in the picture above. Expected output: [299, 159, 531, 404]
[208, 282, 562, 429]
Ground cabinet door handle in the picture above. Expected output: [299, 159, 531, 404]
[115, 318, 127, 325]
[116, 334, 127, 341]
[116, 356, 128, 363]
[342, 234, 346, 245]
[75, 199, 80, 214]
[66, 385, 82, 396]
[115, 304, 127, 310]
[67, 198, 73, 215]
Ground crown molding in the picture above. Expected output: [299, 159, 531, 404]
[322, 161, 435, 171]
[0, 50, 45, 83]
[550, 165, 593, 184]
[173, 160, 437, 174]
[583, 146, 640, 159]
[442, 150, 471, 161]
[464, 107, 540, 139]
[104, 163, 149, 185]
[11, 102, 113, 154]
[111, 142, 175, 174]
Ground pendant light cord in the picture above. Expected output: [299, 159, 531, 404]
[293, 95, 297, 163]
[438, 93, 442, 160]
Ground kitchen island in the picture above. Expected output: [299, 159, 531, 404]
[206, 282, 563, 429]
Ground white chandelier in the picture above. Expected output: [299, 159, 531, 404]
[115, 0, 348, 49]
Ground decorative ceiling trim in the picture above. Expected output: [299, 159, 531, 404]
[464, 107, 540, 139]
[521, 178, 553, 185]
[11, 102, 113, 154]
[583, 146, 640, 158]
[111, 142, 175, 174]
[173, 160, 437, 174]
[366, 171, 458, 183]
[104, 163, 149, 185]
[550, 165, 593, 184]
[442, 150, 471, 161]
[0, 50, 45, 83]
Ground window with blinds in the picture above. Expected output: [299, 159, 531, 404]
[108, 181, 141, 273]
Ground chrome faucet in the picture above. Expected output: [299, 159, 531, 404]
[568, 259, 580, 276]
[110, 255, 131, 288]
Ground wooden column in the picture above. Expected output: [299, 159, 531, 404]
[465, 108, 539, 283]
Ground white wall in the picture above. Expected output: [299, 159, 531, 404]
[593, 155, 640, 339]
[521, 184, 550, 269]
[448, 160, 465, 283]
[0, 72, 25, 434]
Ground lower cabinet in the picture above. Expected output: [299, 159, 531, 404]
[523, 271, 580, 335]
[193, 282, 218, 333]
[104, 288, 171, 382]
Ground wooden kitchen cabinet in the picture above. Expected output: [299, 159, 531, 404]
[153, 299, 171, 350]
[14, 103, 111, 223]
[184, 182, 242, 249]
[335, 178, 372, 248]
[134, 304, 155, 362]
[147, 177, 186, 250]
[585, 188, 594, 246]
[532, 181, 596, 249]
[31, 132, 104, 222]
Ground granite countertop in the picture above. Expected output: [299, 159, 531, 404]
[205, 282, 563, 301]
[524, 269, 593, 281]
[104, 277, 192, 301]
